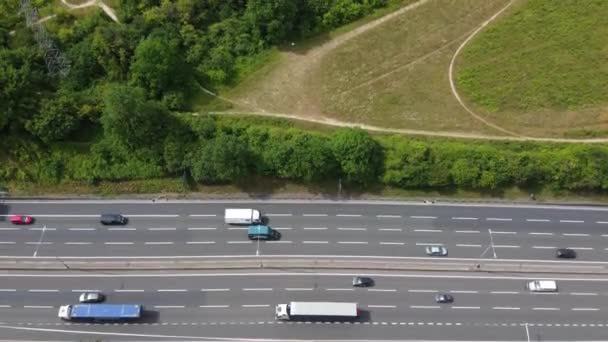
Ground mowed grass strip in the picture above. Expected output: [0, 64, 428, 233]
[456, 0, 608, 137]
[317, 0, 511, 135]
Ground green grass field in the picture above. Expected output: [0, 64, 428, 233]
[456, 0, 608, 137]
[227, 0, 513, 137]
[317, 0, 510, 135]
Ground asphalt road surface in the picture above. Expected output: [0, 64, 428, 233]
[1, 200, 608, 262]
[3, 270, 608, 340]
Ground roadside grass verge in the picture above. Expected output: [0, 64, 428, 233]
[455, 0, 608, 137]
[8, 178, 608, 205]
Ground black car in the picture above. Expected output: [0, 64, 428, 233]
[100, 213, 127, 225]
[435, 293, 454, 304]
[352, 276, 375, 287]
[556, 248, 576, 259]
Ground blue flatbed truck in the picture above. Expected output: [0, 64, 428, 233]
[58, 304, 142, 321]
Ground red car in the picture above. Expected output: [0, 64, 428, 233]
[9, 215, 33, 225]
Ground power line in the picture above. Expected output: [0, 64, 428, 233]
[20, 0, 71, 77]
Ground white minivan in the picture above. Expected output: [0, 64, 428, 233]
[526, 280, 558, 292]
[224, 208, 262, 225]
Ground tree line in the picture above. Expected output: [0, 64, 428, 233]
[2, 0, 608, 194]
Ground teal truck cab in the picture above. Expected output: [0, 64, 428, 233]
[248, 225, 280, 240]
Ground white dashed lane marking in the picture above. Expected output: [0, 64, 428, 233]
[379, 228, 403, 232]
[493, 245, 520, 248]
[570, 293, 598, 296]
[410, 216, 437, 219]
[533, 307, 560, 311]
[186, 241, 215, 244]
[114, 289, 144, 292]
[337, 228, 367, 231]
[451, 217, 478, 220]
[377, 215, 402, 218]
[104, 242, 133, 245]
[529, 232, 553, 236]
[27, 289, 58, 292]
[491, 231, 517, 235]
[157, 289, 187, 292]
[572, 308, 599, 311]
[493, 307, 520, 310]
[368, 305, 396, 308]
[199, 305, 229, 308]
[325, 288, 353, 292]
[452, 306, 480, 310]
[187, 227, 217, 231]
[563, 233, 590, 237]
[147, 228, 176, 231]
[455, 230, 480, 234]
[154, 305, 185, 309]
[414, 229, 442, 233]
[242, 305, 270, 308]
[243, 288, 273, 291]
[367, 289, 397, 292]
[491, 291, 519, 294]
[486, 218, 512, 221]
[527, 219, 550, 222]
[144, 242, 174, 245]
[380, 242, 405, 245]
[336, 214, 361, 217]
[302, 214, 328, 217]
[303, 227, 328, 230]
[561, 220, 585, 223]
[64, 242, 92, 245]
[456, 244, 482, 248]
[285, 288, 313, 291]
[449, 290, 478, 294]
[532, 246, 556, 249]
[200, 289, 230, 292]
[337, 241, 368, 244]
[302, 241, 329, 244]
[410, 306, 440, 309]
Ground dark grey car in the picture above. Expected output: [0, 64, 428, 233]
[100, 214, 127, 225]
[352, 276, 375, 287]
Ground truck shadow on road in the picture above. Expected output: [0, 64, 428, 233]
[138, 309, 160, 323]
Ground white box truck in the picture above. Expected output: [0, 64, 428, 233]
[526, 280, 557, 292]
[275, 302, 358, 321]
[224, 209, 262, 225]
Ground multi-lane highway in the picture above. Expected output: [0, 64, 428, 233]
[1, 200, 608, 260]
[2, 199, 608, 341]
[3, 270, 608, 340]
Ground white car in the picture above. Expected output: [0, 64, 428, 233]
[79, 292, 105, 303]
[426, 246, 448, 256]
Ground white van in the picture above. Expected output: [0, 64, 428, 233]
[526, 280, 557, 292]
[224, 209, 262, 225]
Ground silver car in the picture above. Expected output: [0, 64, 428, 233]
[426, 245, 448, 256]
[79, 292, 105, 303]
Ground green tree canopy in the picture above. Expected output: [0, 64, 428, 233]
[330, 128, 382, 185]
[190, 134, 249, 184]
[130, 31, 190, 99]
[101, 84, 168, 150]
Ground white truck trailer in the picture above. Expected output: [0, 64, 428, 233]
[224, 208, 262, 225]
[275, 302, 358, 321]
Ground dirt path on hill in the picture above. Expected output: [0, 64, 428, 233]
[200, 0, 608, 143]
[60, 0, 119, 23]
